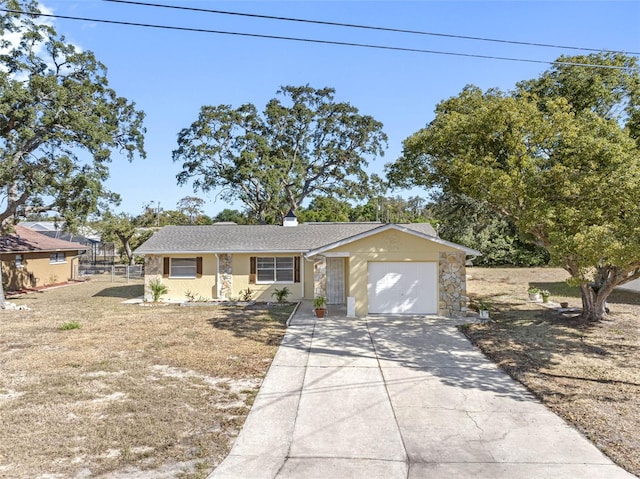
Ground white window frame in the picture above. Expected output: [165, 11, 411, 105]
[50, 252, 66, 264]
[256, 257, 294, 284]
[170, 258, 197, 278]
[15, 254, 23, 268]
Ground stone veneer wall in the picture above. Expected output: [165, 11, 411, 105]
[314, 257, 327, 298]
[219, 254, 233, 299]
[144, 255, 163, 302]
[438, 251, 467, 316]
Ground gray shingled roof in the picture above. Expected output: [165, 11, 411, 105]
[135, 222, 439, 254]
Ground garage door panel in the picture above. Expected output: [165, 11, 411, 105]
[372, 296, 421, 315]
[367, 262, 437, 314]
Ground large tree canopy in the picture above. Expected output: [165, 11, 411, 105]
[0, 1, 145, 231]
[388, 53, 640, 321]
[173, 85, 387, 223]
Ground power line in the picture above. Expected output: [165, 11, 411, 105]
[103, 0, 640, 57]
[0, 8, 637, 71]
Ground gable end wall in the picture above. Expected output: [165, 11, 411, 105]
[325, 229, 467, 316]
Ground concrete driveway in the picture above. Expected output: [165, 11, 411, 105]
[210, 303, 635, 479]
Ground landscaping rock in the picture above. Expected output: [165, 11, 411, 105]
[2, 302, 30, 311]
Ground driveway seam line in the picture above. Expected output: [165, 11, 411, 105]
[364, 315, 411, 479]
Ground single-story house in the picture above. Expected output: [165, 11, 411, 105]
[135, 215, 481, 317]
[0, 225, 86, 291]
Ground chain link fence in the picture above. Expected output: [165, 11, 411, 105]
[79, 264, 144, 283]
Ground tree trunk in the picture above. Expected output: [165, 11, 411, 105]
[124, 241, 135, 266]
[579, 283, 613, 321]
[117, 233, 135, 266]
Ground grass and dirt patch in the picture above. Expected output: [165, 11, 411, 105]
[0, 276, 294, 478]
[465, 267, 640, 476]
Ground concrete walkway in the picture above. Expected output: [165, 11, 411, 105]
[210, 303, 635, 479]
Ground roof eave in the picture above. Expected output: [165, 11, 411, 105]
[0, 247, 86, 254]
[305, 223, 482, 257]
[134, 249, 308, 255]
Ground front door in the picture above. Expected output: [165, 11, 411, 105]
[326, 257, 345, 305]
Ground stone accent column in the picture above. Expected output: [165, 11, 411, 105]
[144, 255, 163, 302]
[219, 254, 233, 300]
[314, 257, 327, 299]
[438, 251, 467, 316]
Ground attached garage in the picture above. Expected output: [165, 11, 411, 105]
[367, 262, 438, 314]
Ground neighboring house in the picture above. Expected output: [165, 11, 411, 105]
[0, 225, 86, 291]
[135, 215, 481, 317]
[20, 221, 115, 266]
[18, 221, 63, 233]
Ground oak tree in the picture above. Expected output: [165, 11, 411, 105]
[173, 85, 387, 223]
[388, 53, 640, 321]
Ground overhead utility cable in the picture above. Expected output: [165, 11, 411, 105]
[103, 0, 640, 56]
[0, 8, 637, 71]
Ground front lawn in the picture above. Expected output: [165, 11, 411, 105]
[0, 276, 294, 478]
[465, 267, 640, 477]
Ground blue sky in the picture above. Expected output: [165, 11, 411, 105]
[39, 1, 640, 218]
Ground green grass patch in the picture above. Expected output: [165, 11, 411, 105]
[59, 320, 81, 331]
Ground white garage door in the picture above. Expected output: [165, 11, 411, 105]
[367, 262, 438, 314]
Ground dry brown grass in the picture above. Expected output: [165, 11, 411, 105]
[464, 267, 640, 477]
[0, 276, 294, 478]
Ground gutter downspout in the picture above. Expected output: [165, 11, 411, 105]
[214, 253, 221, 299]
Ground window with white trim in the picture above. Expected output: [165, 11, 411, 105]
[170, 258, 197, 278]
[50, 252, 65, 264]
[15, 254, 23, 267]
[257, 257, 294, 283]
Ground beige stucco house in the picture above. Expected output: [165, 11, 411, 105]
[0, 225, 86, 291]
[135, 217, 481, 317]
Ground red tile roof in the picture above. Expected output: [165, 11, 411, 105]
[0, 225, 87, 254]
